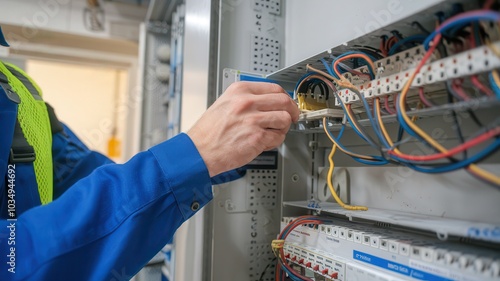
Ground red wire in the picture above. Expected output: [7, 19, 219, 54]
[275, 260, 280, 281]
[386, 36, 398, 50]
[380, 38, 388, 57]
[384, 96, 396, 114]
[470, 75, 494, 97]
[465, 21, 493, 98]
[484, 0, 495, 9]
[418, 87, 435, 107]
[277, 217, 323, 281]
[469, 29, 477, 48]
[333, 54, 374, 79]
[388, 127, 500, 161]
[452, 80, 471, 101]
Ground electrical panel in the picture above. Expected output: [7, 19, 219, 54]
[209, 0, 500, 281]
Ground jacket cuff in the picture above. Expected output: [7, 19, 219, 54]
[149, 133, 212, 219]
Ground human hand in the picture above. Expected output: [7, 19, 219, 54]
[187, 82, 299, 177]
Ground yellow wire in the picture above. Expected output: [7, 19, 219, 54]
[322, 118, 377, 160]
[375, 99, 399, 152]
[306, 64, 359, 91]
[411, 102, 422, 122]
[485, 38, 500, 58]
[492, 70, 500, 87]
[397, 39, 500, 185]
[323, 118, 368, 211]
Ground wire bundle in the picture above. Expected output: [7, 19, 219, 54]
[295, 9, 500, 189]
[273, 216, 332, 281]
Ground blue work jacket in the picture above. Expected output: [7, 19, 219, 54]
[0, 128, 239, 280]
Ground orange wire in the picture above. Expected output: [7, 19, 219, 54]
[333, 54, 376, 79]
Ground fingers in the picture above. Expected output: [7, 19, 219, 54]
[228, 81, 287, 96]
[257, 111, 292, 132]
[227, 81, 299, 122]
[252, 93, 300, 122]
[260, 128, 287, 151]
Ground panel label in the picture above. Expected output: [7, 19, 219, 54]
[353, 251, 453, 281]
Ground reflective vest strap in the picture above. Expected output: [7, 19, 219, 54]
[10, 119, 36, 163]
[45, 103, 64, 135]
[0, 61, 52, 204]
[0, 71, 35, 163]
[4, 63, 62, 135]
[4, 64, 42, 100]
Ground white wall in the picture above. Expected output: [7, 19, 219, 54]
[174, 0, 213, 280]
[26, 60, 128, 162]
[0, 0, 146, 41]
[284, 0, 441, 66]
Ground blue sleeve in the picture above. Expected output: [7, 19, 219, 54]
[211, 168, 246, 185]
[0, 133, 213, 281]
[52, 124, 114, 199]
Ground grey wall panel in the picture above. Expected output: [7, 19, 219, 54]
[284, 0, 441, 66]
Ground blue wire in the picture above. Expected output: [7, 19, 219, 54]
[388, 34, 427, 55]
[280, 265, 301, 281]
[380, 91, 500, 171]
[294, 72, 315, 98]
[423, 12, 500, 49]
[394, 94, 427, 141]
[357, 92, 390, 149]
[337, 124, 345, 140]
[325, 122, 387, 165]
[320, 58, 336, 78]
[331, 51, 376, 79]
[330, 90, 378, 148]
[353, 157, 389, 165]
[324, 119, 388, 163]
[473, 22, 482, 46]
[280, 217, 319, 238]
[489, 72, 500, 100]
[398, 139, 500, 173]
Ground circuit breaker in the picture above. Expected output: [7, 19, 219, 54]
[207, 0, 500, 280]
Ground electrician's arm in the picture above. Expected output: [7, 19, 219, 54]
[46, 103, 114, 199]
[52, 124, 114, 199]
[0, 133, 212, 280]
[0, 82, 298, 280]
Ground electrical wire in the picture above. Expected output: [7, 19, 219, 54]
[446, 84, 468, 159]
[490, 70, 500, 99]
[386, 36, 398, 50]
[423, 11, 500, 50]
[388, 34, 427, 55]
[384, 96, 396, 114]
[412, 21, 431, 34]
[418, 87, 436, 107]
[380, 35, 388, 57]
[322, 118, 368, 211]
[387, 127, 500, 161]
[376, 98, 500, 174]
[471, 75, 494, 97]
[259, 258, 276, 281]
[332, 52, 377, 79]
[274, 216, 329, 281]
[484, 0, 496, 9]
[296, 71, 380, 150]
[398, 33, 500, 185]
[448, 79, 471, 101]
[301, 12, 500, 185]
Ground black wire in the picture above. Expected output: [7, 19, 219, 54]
[447, 90, 467, 159]
[258, 258, 277, 281]
[437, 40, 467, 159]
[412, 21, 430, 34]
[445, 80, 485, 128]
[354, 45, 383, 53]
